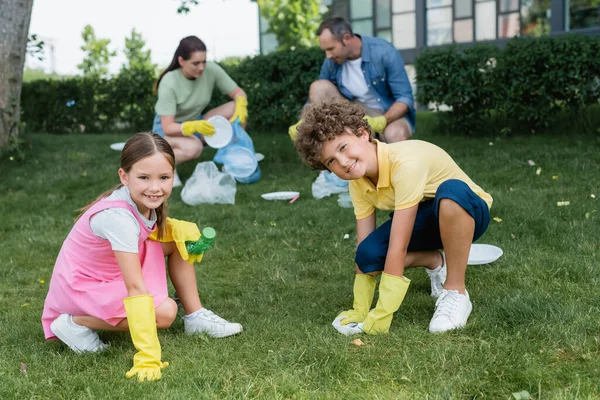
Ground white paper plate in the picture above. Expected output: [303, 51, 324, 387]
[205, 115, 233, 148]
[255, 153, 265, 162]
[261, 191, 299, 201]
[467, 244, 503, 265]
[110, 142, 126, 151]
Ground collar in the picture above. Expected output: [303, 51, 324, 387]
[358, 35, 371, 63]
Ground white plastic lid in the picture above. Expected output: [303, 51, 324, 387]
[204, 115, 233, 148]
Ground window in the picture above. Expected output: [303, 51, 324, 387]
[521, 0, 551, 36]
[568, 0, 600, 30]
[455, 0, 474, 42]
[259, 15, 278, 54]
[455, 0, 472, 18]
[454, 19, 474, 42]
[499, 12, 520, 37]
[499, 0, 519, 12]
[351, 0, 374, 36]
[393, 12, 416, 48]
[427, 7, 453, 45]
[376, 0, 392, 29]
[392, 0, 416, 49]
[427, 0, 453, 46]
[350, 0, 373, 18]
[353, 19, 375, 36]
[476, 1, 497, 40]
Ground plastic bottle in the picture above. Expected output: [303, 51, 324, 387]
[185, 227, 216, 255]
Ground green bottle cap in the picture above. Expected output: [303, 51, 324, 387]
[202, 227, 216, 240]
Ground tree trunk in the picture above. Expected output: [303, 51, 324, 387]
[0, 0, 34, 149]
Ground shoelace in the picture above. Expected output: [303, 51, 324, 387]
[434, 291, 462, 318]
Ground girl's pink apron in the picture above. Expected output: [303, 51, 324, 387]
[42, 200, 168, 340]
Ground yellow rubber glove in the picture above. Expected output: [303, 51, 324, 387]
[288, 119, 302, 141]
[363, 115, 387, 134]
[230, 96, 248, 124]
[336, 274, 377, 326]
[124, 295, 169, 382]
[362, 273, 410, 335]
[181, 120, 215, 137]
[148, 218, 203, 265]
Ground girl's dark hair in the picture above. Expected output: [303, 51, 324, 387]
[77, 133, 175, 239]
[154, 36, 207, 92]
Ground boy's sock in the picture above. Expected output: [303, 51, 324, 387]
[425, 251, 446, 298]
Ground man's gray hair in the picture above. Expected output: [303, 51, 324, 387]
[316, 17, 354, 42]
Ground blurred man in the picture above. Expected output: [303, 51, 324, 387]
[289, 17, 415, 143]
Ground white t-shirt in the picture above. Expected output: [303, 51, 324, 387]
[89, 186, 157, 253]
[341, 58, 383, 110]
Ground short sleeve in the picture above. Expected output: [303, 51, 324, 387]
[90, 209, 141, 253]
[350, 182, 375, 220]
[212, 63, 238, 95]
[155, 78, 177, 116]
[391, 160, 428, 210]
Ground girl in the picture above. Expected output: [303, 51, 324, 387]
[152, 35, 249, 186]
[42, 133, 242, 382]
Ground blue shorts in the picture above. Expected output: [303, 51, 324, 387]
[152, 114, 204, 139]
[355, 179, 490, 274]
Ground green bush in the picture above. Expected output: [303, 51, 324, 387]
[21, 69, 156, 134]
[415, 43, 500, 135]
[212, 47, 323, 130]
[496, 35, 600, 132]
[22, 48, 323, 134]
[415, 34, 600, 135]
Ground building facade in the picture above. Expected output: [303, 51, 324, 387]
[259, 0, 600, 64]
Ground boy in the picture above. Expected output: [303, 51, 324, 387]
[294, 100, 492, 334]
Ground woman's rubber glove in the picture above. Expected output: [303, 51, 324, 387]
[336, 274, 376, 326]
[363, 115, 387, 134]
[148, 218, 203, 265]
[288, 119, 302, 141]
[181, 120, 215, 136]
[362, 273, 410, 335]
[230, 96, 248, 124]
[124, 295, 169, 382]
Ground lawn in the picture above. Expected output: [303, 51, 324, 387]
[0, 116, 599, 399]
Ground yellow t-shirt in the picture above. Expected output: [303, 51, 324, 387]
[154, 62, 238, 122]
[349, 140, 493, 220]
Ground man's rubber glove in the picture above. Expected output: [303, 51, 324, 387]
[124, 295, 169, 382]
[230, 97, 248, 124]
[288, 119, 302, 141]
[336, 274, 376, 326]
[362, 273, 410, 335]
[149, 218, 203, 265]
[363, 115, 387, 134]
[181, 120, 215, 137]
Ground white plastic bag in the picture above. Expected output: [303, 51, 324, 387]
[181, 161, 236, 205]
[311, 171, 349, 199]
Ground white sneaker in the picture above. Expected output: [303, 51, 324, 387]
[50, 314, 108, 353]
[429, 289, 472, 333]
[425, 251, 446, 298]
[184, 308, 243, 338]
[173, 170, 183, 188]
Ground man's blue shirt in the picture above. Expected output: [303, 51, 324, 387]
[318, 35, 415, 131]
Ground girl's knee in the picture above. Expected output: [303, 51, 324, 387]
[156, 298, 178, 329]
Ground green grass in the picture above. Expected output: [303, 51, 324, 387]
[1, 118, 599, 399]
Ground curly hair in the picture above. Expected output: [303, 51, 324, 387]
[294, 99, 372, 170]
